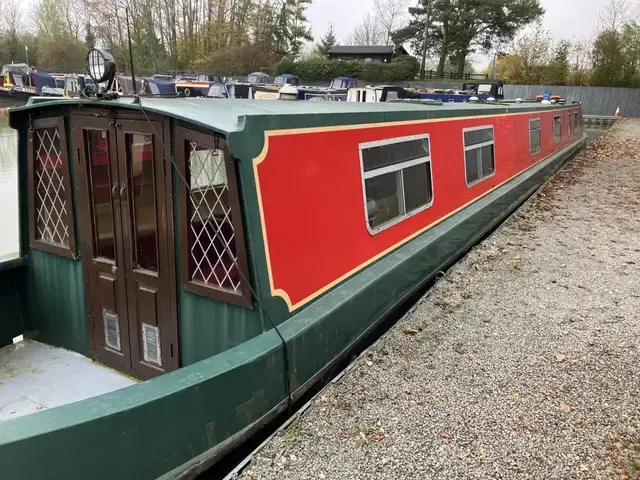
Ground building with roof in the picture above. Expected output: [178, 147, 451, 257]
[327, 45, 409, 63]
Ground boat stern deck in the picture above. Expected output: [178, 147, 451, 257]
[0, 339, 138, 421]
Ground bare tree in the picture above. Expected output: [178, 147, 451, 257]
[1, 0, 22, 32]
[347, 13, 384, 46]
[373, 0, 409, 45]
[598, 0, 631, 31]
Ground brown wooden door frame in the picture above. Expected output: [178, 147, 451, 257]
[116, 119, 179, 377]
[72, 113, 179, 378]
[73, 116, 132, 372]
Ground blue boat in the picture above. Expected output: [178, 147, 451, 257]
[416, 80, 504, 103]
[273, 74, 300, 86]
[140, 78, 178, 96]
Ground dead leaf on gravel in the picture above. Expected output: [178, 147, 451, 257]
[404, 326, 421, 335]
[556, 352, 566, 362]
[560, 402, 571, 414]
[441, 432, 451, 440]
[368, 432, 391, 441]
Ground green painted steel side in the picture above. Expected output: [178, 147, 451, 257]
[0, 262, 25, 348]
[22, 250, 89, 355]
[0, 136, 585, 480]
[0, 329, 287, 480]
[11, 119, 91, 356]
[170, 137, 266, 366]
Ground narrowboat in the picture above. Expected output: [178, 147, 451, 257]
[175, 74, 223, 97]
[246, 71, 270, 84]
[139, 78, 178, 96]
[63, 74, 96, 97]
[0, 50, 586, 479]
[0, 64, 30, 98]
[411, 79, 505, 103]
[273, 73, 300, 86]
[297, 76, 358, 101]
[9, 72, 64, 100]
[347, 84, 420, 102]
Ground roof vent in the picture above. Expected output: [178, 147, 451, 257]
[515, 97, 523, 103]
[142, 324, 162, 366]
[469, 96, 479, 103]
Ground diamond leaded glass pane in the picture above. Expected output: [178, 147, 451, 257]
[187, 139, 240, 292]
[34, 127, 70, 246]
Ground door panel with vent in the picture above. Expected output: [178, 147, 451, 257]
[117, 121, 177, 377]
[73, 114, 178, 378]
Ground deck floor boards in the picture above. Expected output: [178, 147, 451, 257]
[0, 339, 137, 421]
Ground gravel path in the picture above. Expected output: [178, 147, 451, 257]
[245, 121, 640, 480]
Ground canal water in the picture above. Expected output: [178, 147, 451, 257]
[0, 99, 20, 261]
[0, 100, 611, 261]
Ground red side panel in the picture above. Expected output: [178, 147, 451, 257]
[255, 108, 580, 311]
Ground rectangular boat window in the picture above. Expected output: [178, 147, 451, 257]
[463, 126, 495, 186]
[360, 135, 433, 233]
[577, 111, 582, 135]
[85, 129, 115, 261]
[176, 127, 251, 307]
[28, 117, 76, 258]
[126, 133, 158, 272]
[530, 118, 541, 155]
[568, 113, 575, 137]
[554, 115, 562, 143]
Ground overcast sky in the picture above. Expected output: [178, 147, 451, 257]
[306, 0, 607, 69]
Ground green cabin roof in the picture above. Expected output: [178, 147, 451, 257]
[9, 97, 572, 137]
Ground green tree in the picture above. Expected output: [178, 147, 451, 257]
[315, 25, 337, 56]
[619, 22, 640, 85]
[591, 30, 625, 86]
[544, 39, 570, 85]
[395, 0, 544, 78]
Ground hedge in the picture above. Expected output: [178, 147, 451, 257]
[274, 56, 419, 82]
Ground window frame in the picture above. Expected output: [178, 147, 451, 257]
[553, 115, 562, 144]
[529, 117, 542, 156]
[175, 126, 252, 307]
[27, 116, 77, 259]
[462, 125, 496, 187]
[359, 133, 434, 235]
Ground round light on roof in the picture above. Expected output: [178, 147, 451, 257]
[487, 96, 496, 103]
[85, 48, 116, 84]
[469, 96, 479, 103]
[516, 97, 523, 103]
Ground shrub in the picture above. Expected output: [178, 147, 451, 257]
[273, 56, 418, 82]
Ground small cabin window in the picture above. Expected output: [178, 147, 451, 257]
[463, 126, 495, 186]
[554, 115, 562, 143]
[360, 135, 433, 233]
[576, 111, 582, 135]
[176, 127, 251, 307]
[568, 113, 575, 137]
[530, 118, 541, 155]
[28, 116, 76, 258]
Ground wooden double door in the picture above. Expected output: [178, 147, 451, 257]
[74, 114, 179, 378]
